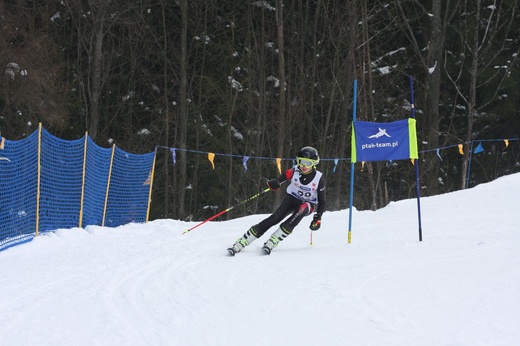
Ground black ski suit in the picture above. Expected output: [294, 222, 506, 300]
[250, 166, 326, 238]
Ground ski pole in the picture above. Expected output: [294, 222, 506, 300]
[183, 188, 271, 234]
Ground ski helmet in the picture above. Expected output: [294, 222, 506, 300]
[296, 146, 320, 167]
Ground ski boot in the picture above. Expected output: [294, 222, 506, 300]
[227, 228, 257, 256]
[261, 235, 279, 255]
[261, 227, 289, 255]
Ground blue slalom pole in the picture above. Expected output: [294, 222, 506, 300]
[409, 76, 423, 241]
[348, 80, 357, 243]
[465, 140, 474, 189]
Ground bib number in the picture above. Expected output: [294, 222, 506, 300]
[297, 190, 312, 198]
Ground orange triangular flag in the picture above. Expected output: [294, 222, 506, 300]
[208, 153, 215, 170]
[276, 158, 282, 174]
[411, 159, 415, 165]
[504, 139, 509, 148]
[361, 161, 365, 171]
[0, 137, 4, 149]
[458, 144, 464, 155]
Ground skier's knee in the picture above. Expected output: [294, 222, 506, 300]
[299, 202, 313, 216]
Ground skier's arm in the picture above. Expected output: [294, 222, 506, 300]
[267, 168, 294, 190]
[316, 178, 326, 216]
[309, 178, 326, 230]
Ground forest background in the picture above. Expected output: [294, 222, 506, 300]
[1, 0, 519, 222]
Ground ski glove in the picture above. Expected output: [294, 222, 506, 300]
[310, 214, 321, 231]
[267, 179, 281, 190]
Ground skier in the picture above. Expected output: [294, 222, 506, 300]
[228, 146, 326, 255]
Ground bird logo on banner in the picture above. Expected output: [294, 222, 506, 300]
[368, 127, 391, 139]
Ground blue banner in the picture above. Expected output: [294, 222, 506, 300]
[351, 118, 418, 163]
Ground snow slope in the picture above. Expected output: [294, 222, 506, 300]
[1, 173, 519, 346]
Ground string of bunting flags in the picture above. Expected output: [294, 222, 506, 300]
[432, 138, 514, 160]
[157, 137, 518, 174]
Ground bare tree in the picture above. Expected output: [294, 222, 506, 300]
[391, 0, 462, 196]
[0, 1, 70, 137]
[445, 0, 520, 188]
[176, 0, 189, 219]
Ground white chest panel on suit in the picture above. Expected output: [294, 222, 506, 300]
[286, 169, 322, 203]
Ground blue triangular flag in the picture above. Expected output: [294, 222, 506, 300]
[170, 148, 176, 166]
[242, 156, 249, 173]
[436, 148, 443, 161]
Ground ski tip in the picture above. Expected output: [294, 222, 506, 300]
[227, 248, 236, 256]
[261, 246, 271, 255]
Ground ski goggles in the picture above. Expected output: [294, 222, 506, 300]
[297, 157, 319, 167]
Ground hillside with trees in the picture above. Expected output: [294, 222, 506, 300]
[1, 0, 519, 221]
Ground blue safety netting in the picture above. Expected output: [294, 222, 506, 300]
[0, 131, 39, 249]
[82, 137, 112, 227]
[39, 128, 85, 232]
[103, 147, 155, 227]
[0, 127, 156, 251]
